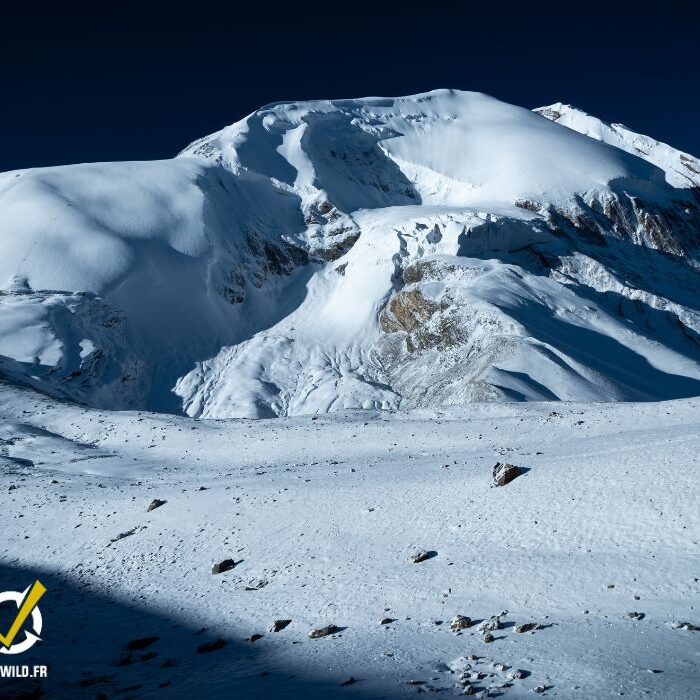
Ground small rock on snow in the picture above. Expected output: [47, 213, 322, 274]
[270, 619, 292, 632]
[196, 639, 227, 653]
[409, 549, 437, 563]
[211, 559, 237, 574]
[308, 624, 340, 638]
[450, 615, 472, 631]
[492, 462, 522, 487]
[515, 622, 540, 633]
[672, 621, 699, 631]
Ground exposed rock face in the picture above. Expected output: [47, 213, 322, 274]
[378, 288, 461, 355]
[313, 231, 361, 262]
[217, 235, 310, 306]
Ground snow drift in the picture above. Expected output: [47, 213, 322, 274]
[1, 90, 699, 416]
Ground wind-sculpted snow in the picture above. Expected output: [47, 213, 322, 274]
[1, 90, 700, 416]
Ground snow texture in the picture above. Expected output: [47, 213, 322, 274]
[0, 382, 698, 697]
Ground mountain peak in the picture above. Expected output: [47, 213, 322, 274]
[1, 91, 699, 416]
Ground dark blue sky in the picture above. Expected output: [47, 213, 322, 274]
[2, 1, 698, 172]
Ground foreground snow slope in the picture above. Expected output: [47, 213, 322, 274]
[1, 90, 700, 416]
[1, 383, 698, 698]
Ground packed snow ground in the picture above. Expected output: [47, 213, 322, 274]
[1, 382, 698, 698]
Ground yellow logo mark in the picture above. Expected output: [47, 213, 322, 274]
[0, 580, 46, 653]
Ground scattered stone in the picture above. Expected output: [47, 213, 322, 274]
[509, 669, 529, 680]
[110, 528, 137, 543]
[309, 624, 340, 639]
[410, 549, 437, 563]
[627, 612, 645, 620]
[515, 622, 540, 633]
[245, 578, 268, 590]
[450, 615, 472, 631]
[533, 686, 547, 694]
[270, 619, 292, 633]
[196, 639, 227, 653]
[607, 584, 615, 589]
[647, 669, 663, 674]
[126, 637, 159, 651]
[479, 611, 507, 633]
[672, 621, 700, 631]
[492, 462, 522, 487]
[339, 677, 357, 686]
[379, 617, 395, 625]
[248, 633, 263, 642]
[146, 498, 167, 512]
[211, 559, 237, 574]
[483, 633, 495, 643]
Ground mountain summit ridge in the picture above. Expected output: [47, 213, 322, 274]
[1, 89, 699, 416]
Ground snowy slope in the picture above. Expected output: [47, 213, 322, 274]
[535, 103, 700, 189]
[1, 383, 699, 698]
[1, 90, 700, 416]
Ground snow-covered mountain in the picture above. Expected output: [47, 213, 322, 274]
[1, 89, 699, 417]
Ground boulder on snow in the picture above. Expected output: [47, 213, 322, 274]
[211, 559, 237, 574]
[492, 462, 522, 487]
[146, 498, 167, 512]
